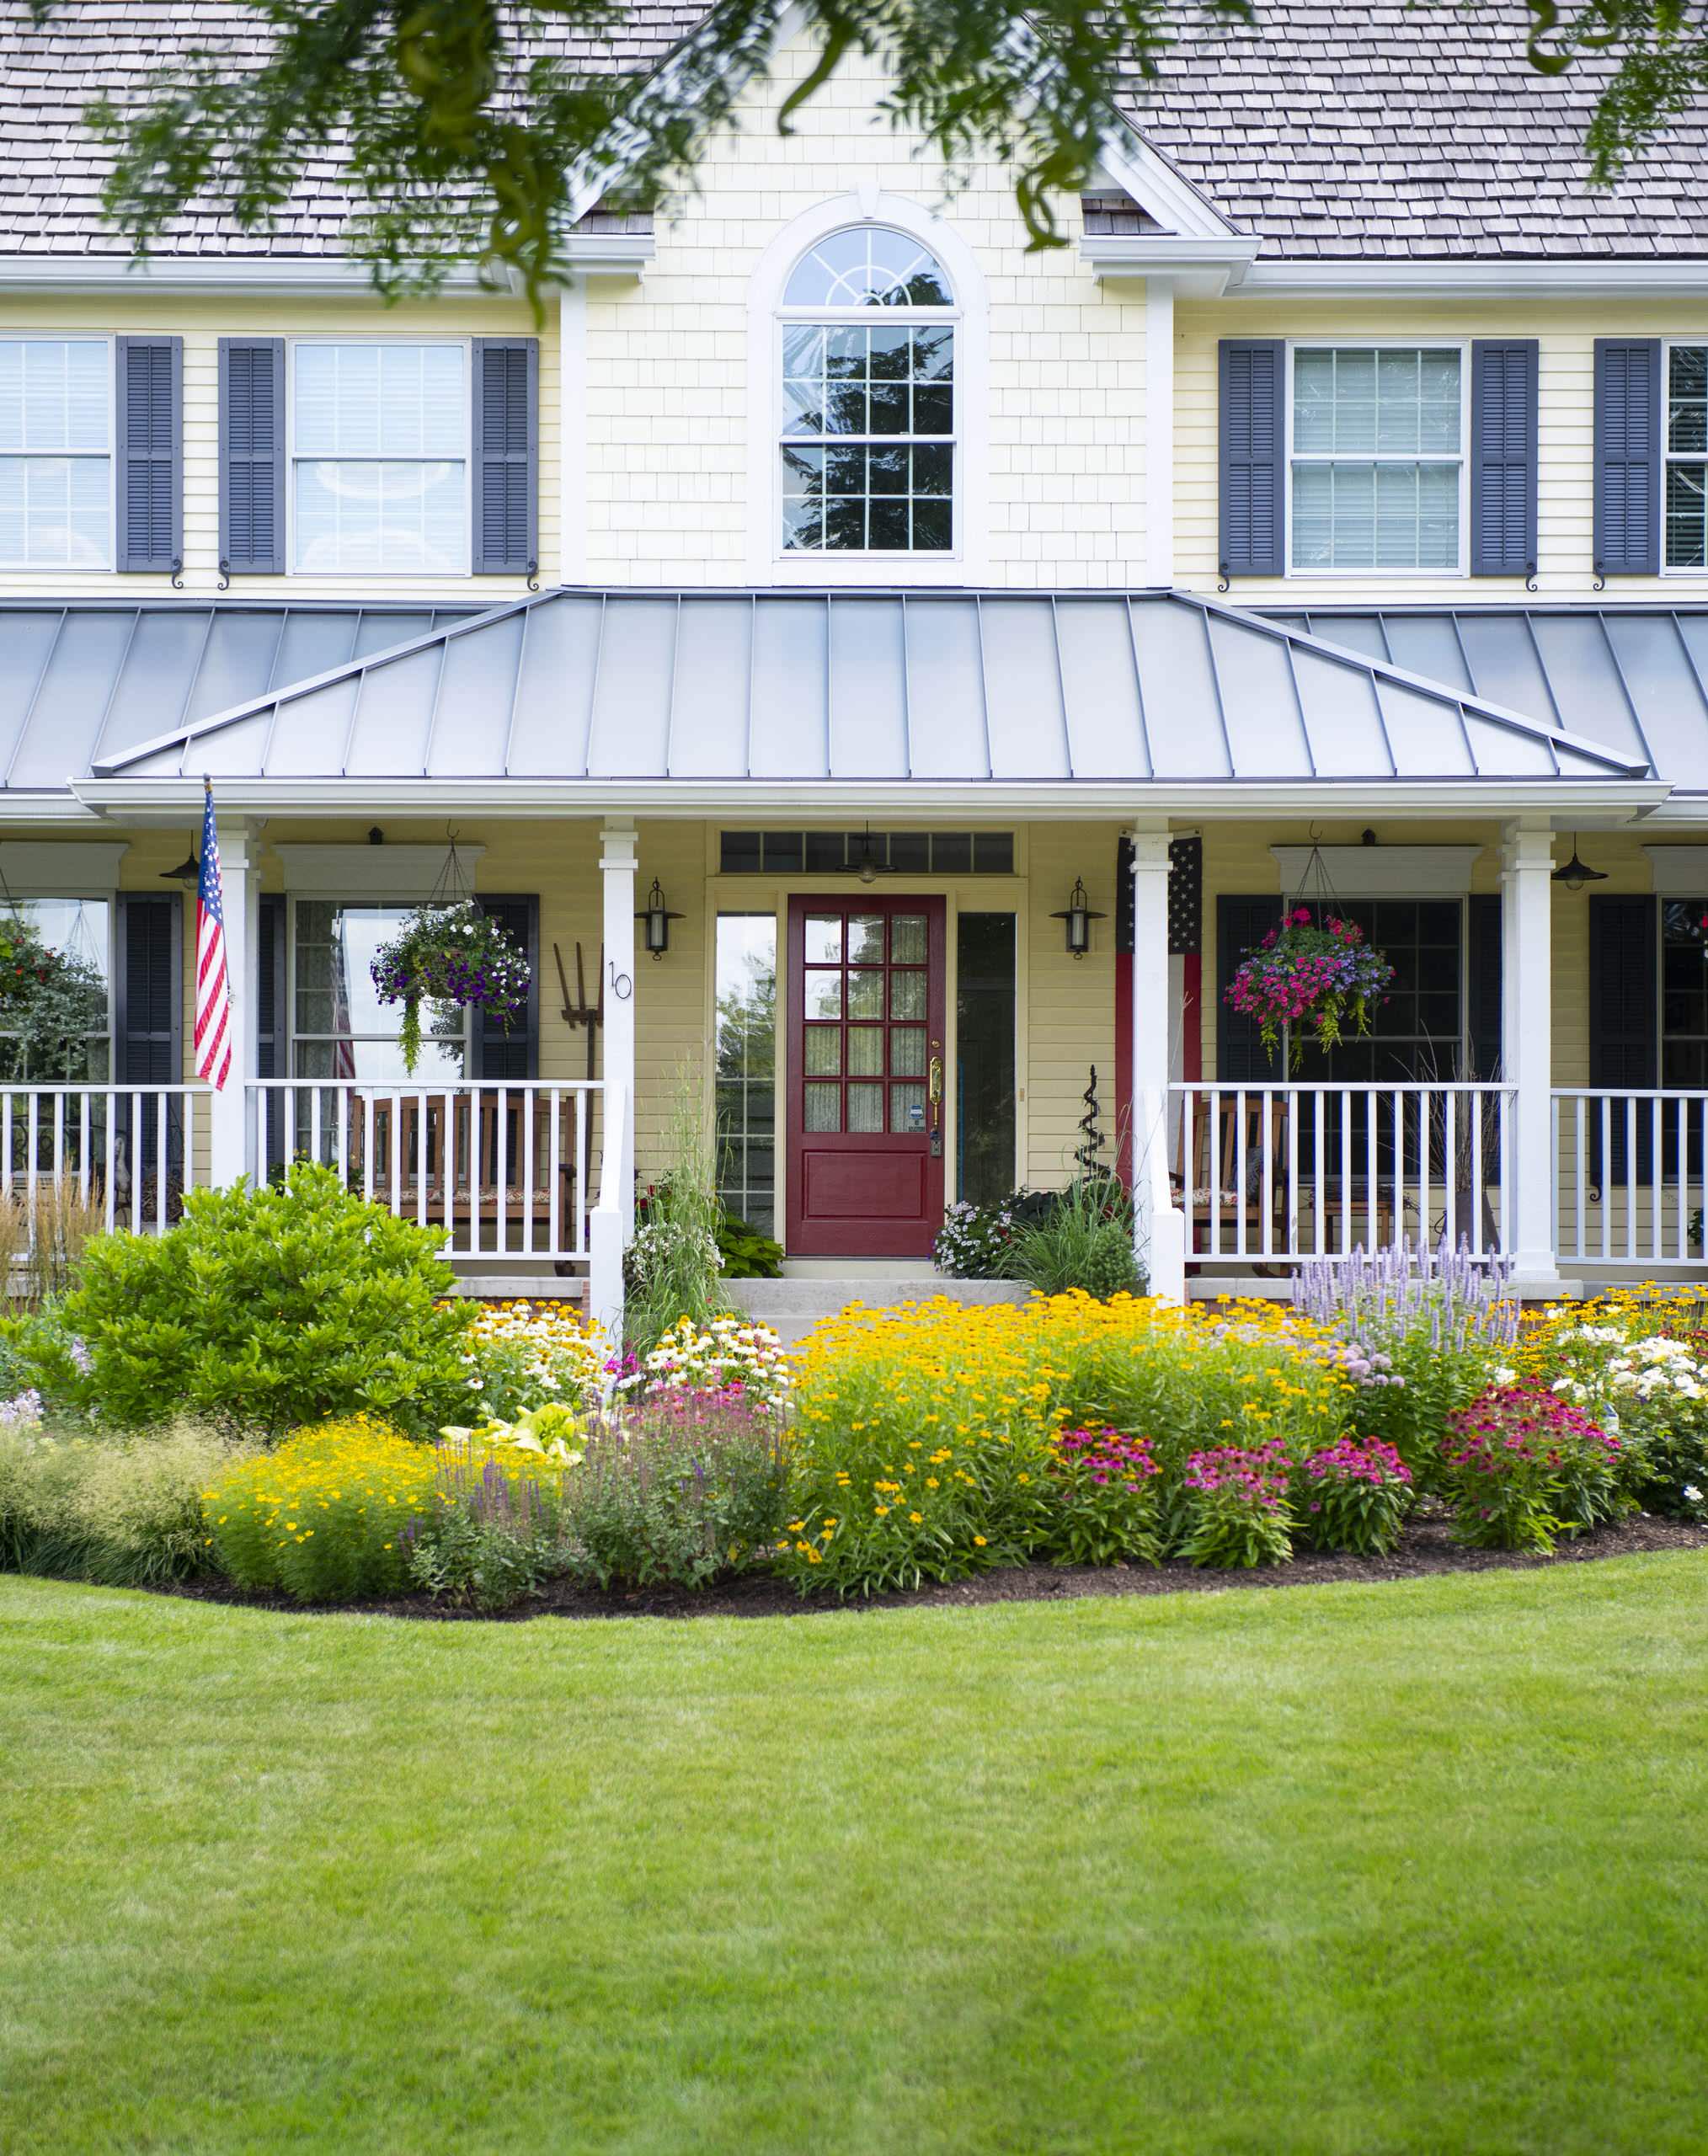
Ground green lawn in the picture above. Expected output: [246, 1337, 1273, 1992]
[4, 1563, 1708, 2156]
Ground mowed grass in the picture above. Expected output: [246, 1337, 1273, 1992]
[4, 1561, 1708, 2156]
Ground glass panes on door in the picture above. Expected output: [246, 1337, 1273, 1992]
[714, 915, 777, 1236]
[800, 910, 932, 1134]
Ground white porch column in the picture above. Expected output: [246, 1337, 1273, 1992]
[206, 815, 258, 1190]
[1129, 826, 1188, 1301]
[590, 819, 638, 1343]
[1500, 822, 1563, 1287]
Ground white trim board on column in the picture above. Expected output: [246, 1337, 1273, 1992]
[1269, 846, 1486, 898]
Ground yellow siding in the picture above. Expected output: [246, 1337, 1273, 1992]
[0, 293, 558, 604]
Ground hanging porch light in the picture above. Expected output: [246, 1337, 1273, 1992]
[1052, 876, 1105, 958]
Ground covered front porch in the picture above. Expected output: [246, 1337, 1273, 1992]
[9, 584, 1708, 1326]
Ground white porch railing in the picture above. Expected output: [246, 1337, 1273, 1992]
[1553, 1089, 1708, 1269]
[247, 1081, 601, 1262]
[1167, 1082, 1514, 1265]
[0, 1085, 206, 1232]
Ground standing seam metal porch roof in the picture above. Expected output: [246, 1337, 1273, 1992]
[88, 588, 1643, 788]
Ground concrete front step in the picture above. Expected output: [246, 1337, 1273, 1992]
[729, 1274, 1030, 1348]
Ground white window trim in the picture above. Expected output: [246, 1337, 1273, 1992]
[1661, 337, 1708, 576]
[0, 333, 116, 576]
[745, 192, 990, 585]
[286, 335, 472, 580]
[1284, 338, 1471, 581]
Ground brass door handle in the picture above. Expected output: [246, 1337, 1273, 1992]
[928, 1046, 943, 1131]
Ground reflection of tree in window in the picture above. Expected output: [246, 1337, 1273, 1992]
[292, 900, 468, 1081]
[715, 916, 777, 1236]
[779, 227, 955, 554]
[0, 899, 111, 1081]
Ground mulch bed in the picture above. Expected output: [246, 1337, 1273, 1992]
[151, 1509, 1708, 1625]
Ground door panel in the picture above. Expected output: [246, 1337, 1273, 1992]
[787, 895, 946, 1257]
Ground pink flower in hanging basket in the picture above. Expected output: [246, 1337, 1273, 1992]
[1224, 910, 1394, 1071]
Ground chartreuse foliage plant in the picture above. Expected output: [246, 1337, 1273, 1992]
[779, 1293, 1357, 1593]
[202, 1417, 440, 1602]
[39, 1165, 477, 1437]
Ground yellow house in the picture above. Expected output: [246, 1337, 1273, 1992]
[4, 5, 1708, 1329]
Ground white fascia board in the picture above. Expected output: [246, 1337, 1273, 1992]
[1233, 259, 1708, 300]
[1078, 235, 1260, 294]
[559, 232, 654, 275]
[69, 777, 1674, 821]
[0, 254, 523, 297]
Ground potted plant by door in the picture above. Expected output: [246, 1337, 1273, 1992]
[1225, 905, 1394, 1073]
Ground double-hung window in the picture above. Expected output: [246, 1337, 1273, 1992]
[291, 342, 467, 574]
[1289, 345, 1465, 573]
[0, 339, 111, 569]
[1665, 345, 1708, 568]
[0, 899, 112, 1081]
[779, 226, 956, 554]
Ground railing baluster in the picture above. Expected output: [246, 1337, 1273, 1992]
[549, 1090, 564, 1259]
[520, 1087, 536, 1259]
[1444, 1092, 1458, 1252]
[155, 1091, 168, 1232]
[1260, 1086, 1274, 1260]
[416, 1090, 430, 1230]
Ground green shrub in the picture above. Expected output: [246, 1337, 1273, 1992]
[0, 1423, 260, 1586]
[38, 1165, 477, 1438]
[204, 1417, 439, 1602]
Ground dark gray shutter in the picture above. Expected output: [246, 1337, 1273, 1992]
[1470, 340, 1538, 579]
[219, 337, 286, 576]
[1593, 338, 1662, 578]
[472, 895, 538, 1079]
[1465, 894, 1503, 1080]
[472, 339, 538, 576]
[116, 892, 184, 1186]
[256, 894, 287, 1176]
[1218, 339, 1285, 579]
[1589, 894, 1657, 1183]
[115, 336, 182, 574]
[1216, 896, 1282, 1081]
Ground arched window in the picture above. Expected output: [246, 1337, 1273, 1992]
[778, 225, 957, 555]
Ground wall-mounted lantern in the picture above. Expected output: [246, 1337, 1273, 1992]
[1052, 876, 1105, 959]
[638, 878, 684, 958]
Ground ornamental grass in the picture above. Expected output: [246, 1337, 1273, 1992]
[201, 1416, 440, 1603]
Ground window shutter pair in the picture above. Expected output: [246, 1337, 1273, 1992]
[1216, 339, 1540, 579]
[115, 337, 183, 575]
[216, 337, 537, 579]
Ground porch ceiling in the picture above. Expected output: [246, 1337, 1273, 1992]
[86, 588, 1644, 792]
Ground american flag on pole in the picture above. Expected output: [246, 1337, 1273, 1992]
[194, 782, 232, 1091]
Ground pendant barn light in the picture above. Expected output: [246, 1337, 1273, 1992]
[1551, 835, 1608, 891]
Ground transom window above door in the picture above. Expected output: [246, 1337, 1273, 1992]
[1290, 346, 1465, 573]
[778, 225, 956, 556]
[291, 342, 467, 574]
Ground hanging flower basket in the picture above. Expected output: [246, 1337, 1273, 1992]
[0, 912, 109, 1079]
[371, 899, 531, 1075]
[1225, 906, 1394, 1073]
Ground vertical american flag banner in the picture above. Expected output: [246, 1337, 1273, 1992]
[195, 783, 232, 1091]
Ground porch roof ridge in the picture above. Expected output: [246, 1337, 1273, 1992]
[77, 585, 1650, 793]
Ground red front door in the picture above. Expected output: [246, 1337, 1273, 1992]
[786, 896, 946, 1258]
